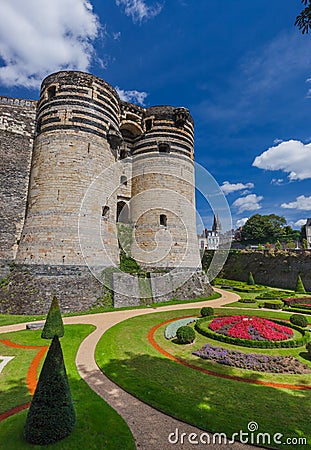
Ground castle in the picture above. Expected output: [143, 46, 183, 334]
[0, 71, 212, 314]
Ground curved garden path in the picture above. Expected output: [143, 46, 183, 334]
[0, 289, 263, 450]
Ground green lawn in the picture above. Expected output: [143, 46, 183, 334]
[96, 308, 311, 449]
[0, 325, 135, 450]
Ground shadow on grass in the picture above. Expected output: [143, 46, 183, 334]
[94, 350, 311, 450]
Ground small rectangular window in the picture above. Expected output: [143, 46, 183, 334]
[160, 214, 167, 227]
[47, 85, 56, 100]
[158, 142, 170, 153]
[145, 118, 152, 131]
[102, 206, 109, 219]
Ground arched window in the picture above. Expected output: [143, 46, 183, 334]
[117, 201, 129, 223]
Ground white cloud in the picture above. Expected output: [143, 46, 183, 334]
[232, 194, 263, 214]
[116, 0, 162, 23]
[281, 195, 311, 211]
[271, 178, 285, 186]
[253, 140, 311, 181]
[294, 219, 308, 228]
[236, 217, 249, 228]
[220, 181, 254, 195]
[116, 86, 148, 106]
[0, 0, 100, 88]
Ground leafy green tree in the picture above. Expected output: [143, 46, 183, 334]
[295, 0, 311, 34]
[240, 214, 286, 245]
[295, 274, 306, 294]
[41, 296, 64, 339]
[24, 336, 75, 444]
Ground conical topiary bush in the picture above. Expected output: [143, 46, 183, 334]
[41, 296, 64, 339]
[247, 272, 255, 286]
[23, 335, 75, 444]
[295, 274, 306, 294]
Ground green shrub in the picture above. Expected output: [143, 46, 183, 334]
[119, 253, 141, 273]
[238, 298, 257, 303]
[247, 272, 255, 285]
[306, 341, 311, 357]
[290, 314, 308, 328]
[24, 336, 75, 444]
[263, 300, 284, 310]
[200, 306, 214, 317]
[165, 317, 199, 339]
[295, 274, 306, 294]
[256, 290, 290, 300]
[176, 326, 196, 344]
[41, 296, 64, 339]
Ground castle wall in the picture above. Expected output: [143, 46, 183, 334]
[0, 97, 37, 261]
[15, 71, 121, 268]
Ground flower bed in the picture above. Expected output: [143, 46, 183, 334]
[192, 344, 311, 374]
[208, 315, 293, 341]
[283, 297, 311, 307]
[195, 316, 310, 348]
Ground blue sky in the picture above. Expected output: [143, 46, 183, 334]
[0, 0, 310, 232]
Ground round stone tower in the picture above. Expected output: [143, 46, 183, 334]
[130, 105, 201, 270]
[16, 71, 121, 268]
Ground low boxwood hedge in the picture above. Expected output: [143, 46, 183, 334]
[263, 300, 284, 310]
[287, 307, 311, 316]
[195, 317, 310, 349]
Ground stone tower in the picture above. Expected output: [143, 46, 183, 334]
[129, 106, 201, 270]
[15, 71, 121, 268]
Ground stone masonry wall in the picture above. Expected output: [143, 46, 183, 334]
[221, 250, 311, 291]
[0, 97, 37, 261]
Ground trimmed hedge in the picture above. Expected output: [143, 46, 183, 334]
[238, 299, 257, 303]
[283, 297, 311, 307]
[176, 326, 196, 344]
[195, 317, 310, 349]
[200, 307, 214, 317]
[263, 300, 284, 310]
[290, 314, 308, 328]
[164, 317, 198, 340]
[24, 336, 75, 444]
[41, 296, 64, 339]
[288, 307, 311, 316]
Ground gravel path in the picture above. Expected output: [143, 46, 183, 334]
[0, 289, 265, 450]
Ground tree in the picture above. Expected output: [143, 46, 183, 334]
[295, 0, 311, 34]
[41, 296, 64, 339]
[240, 214, 287, 245]
[24, 336, 75, 444]
[295, 274, 306, 294]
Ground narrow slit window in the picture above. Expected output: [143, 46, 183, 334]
[102, 206, 109, 219]
[145, 118, 152, 131]
[160, 214, 167, 227]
